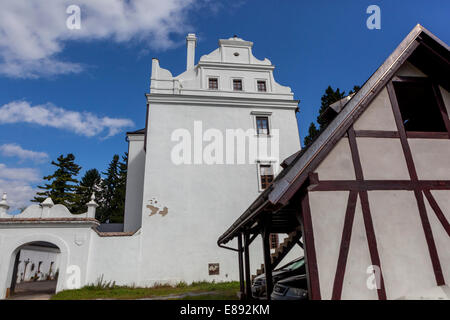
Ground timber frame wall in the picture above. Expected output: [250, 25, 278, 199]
[301, 77, 450, 300]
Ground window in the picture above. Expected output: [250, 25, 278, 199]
[393, 80, 447, 132]
[208, 77, 218, 90]
[270, 234, 279, 249]
[256, 116, 270, 135]
[233, 79, 243, 91]
[257, 80, 267, 92]
[260, 164, 274, 190]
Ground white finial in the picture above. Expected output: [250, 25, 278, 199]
[0, 192, 10, 215]
[41, 197, 54, 208]
[86, 192, 98, 219]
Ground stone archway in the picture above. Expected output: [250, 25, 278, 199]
[8, 241, 61, 299]
[2, 234, 69, 299]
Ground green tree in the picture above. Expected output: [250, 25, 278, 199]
[97, 153, 127, 223]
[73, 169, 102, 214]
[303, 85, 360, 147]
[33, 154, 81, 211]
[304, 123, 320, 147]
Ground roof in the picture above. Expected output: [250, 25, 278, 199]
[126, 128, 145, 135]
[218, 24, 450, 245]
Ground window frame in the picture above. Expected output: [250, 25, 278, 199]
[392, 76, 450, 139]
[257, 80, 267, 92]
[232, 78, 244, 91]
[251, 110, 272, 137]
[208, 77, 219, 90]
[257, 162, 275, 192]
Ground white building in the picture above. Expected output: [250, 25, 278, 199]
[0, 34, 302, 298]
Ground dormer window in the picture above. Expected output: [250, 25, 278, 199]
[208, 78, 218, 90]
[393, 79, 448, 133]
[233, 79, 243, 91]
[257, 80, 267, 92]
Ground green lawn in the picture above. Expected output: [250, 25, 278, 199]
[51, 281, 240, 300]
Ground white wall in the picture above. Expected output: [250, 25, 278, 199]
[124, 134, 146, 232]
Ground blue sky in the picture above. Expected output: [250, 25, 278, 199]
[1, 0, 449, 210]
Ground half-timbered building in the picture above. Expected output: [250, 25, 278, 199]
[218, 24, 450, 300]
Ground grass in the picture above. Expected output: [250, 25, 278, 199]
[51, 279, 240, 300]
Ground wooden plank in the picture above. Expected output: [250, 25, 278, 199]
[431, 82, 450, 138]
[406, 131, 449, 139]
[388, 80, 445, 286]
[243, 232, 252, 299]
[237, 233, 245, 299]
[414, 190, 445, 285]
[310, 180, 450, 192]
[423, 189, 450, 237]
[331, 191, 358, 300]
[300, 192, 321, 300]
[359, 190, 387, 300]
[354, 130, 400, 138]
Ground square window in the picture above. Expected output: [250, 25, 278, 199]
[257, 81, 267, 92]
[233, 79, 243, 91]
[260, 164, 274, 190]
[393, 81, 447, 132]
[209, 78, 218, 90]
[256, 116, 270, 135]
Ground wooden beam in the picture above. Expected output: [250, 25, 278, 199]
[300, 192, 321, 300]
[423, 189, 450, 237]
[261, 221, 273, 300]
[237, 233, 245, 299]
[431, 81, 450, 138]
[310, 180, 450, 192]
[354, 130, 400, 139]
[243, 232, 252, 299]
[388, 80, 445, 287]
[331, 191, 358, 300]
[348, 126, 387, 300]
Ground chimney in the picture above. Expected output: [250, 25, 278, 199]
[186, 33, 197, 71]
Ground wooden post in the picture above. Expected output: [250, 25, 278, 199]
[237, 233, 245, 300]
[243, 232, 252, 299]
[261, 222, 273, 300]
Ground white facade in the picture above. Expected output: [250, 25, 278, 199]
[0, 34, 301, 298]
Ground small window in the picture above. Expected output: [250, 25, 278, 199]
[233, 79, 243, 91]
[256, 116, 270, 135]
[257, 80, 267, 92]
[260, 164, 274, 190]
[270, 234, 279, 249]
[208, 78, 218, 90]
[393, 81, 446, 132]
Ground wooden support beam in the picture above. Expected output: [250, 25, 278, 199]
[243, 232, 252, 299]
[237, 233, 245, 299]
[261, 219, 273, 300]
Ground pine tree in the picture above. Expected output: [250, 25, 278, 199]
[97, 153, 127, 223]
[317, 86, 346, 129]
[303, 123, 320, 147]
[73, 169, 102, 214]
[33, 154, 81, 211]
[303, 85, 359, 146]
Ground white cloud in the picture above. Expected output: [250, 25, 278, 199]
[0, 179, 37, 211]
[0, 100, 134, 138]
[0, 163, 41, 182]
[0, 163, 41, 211]
[0, 143, 49, 163]
[0, 0, 198, 78]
